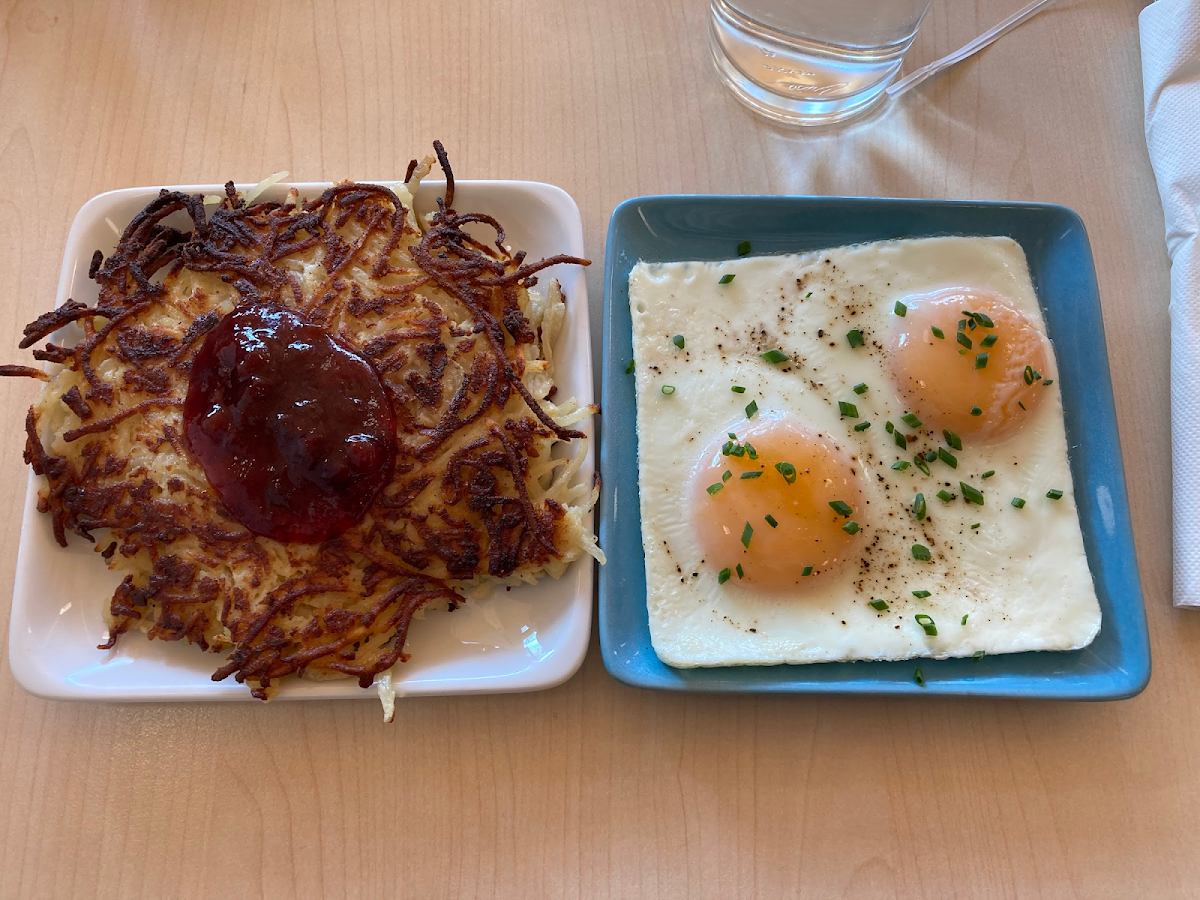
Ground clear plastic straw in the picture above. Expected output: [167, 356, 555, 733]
[886, 0, 1059, 99]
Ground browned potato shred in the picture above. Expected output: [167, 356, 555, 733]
[5, 144, 600, 699]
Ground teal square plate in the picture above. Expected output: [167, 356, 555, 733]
[598, 195, 1150, 698]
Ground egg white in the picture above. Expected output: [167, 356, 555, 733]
[628, 236, 1101, 667]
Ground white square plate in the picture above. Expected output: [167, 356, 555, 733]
[7, 179, 595, 701]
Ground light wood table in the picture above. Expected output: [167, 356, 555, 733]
[0, 1, 1190, 897]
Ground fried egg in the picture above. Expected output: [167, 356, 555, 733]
[628, 236, 1100, 667]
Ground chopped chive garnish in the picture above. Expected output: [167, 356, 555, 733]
[722, 470, 732, 482]
[925, 450, 939, 461]
[961, 614, 969, 625]
[765, 514, 778, 528]
[730, 444, 745, 457]
[741, 522, 753, 548]
[975, 352, 989, 370]
[672, 334, 685, 349]
[960, 482, 984, 505]
[957, 331, 973, 349]
[869, 599, 889, 610]
[973, 650, 986, 661]
[718, 273, 735, 284]
[736, 240, 752, 256]
[937, 447, 958, 469]
[745, 400, 758, 418]
[838, 401, 859, 418]
[760, 349, 789, 364]
[1018, 400, 1026, 410]
[722, 441, 733, 455]
[968, 311, 994, 328]
[829, 500, 853, 517]
[971, 522, 980, 529]
[1023, 365, 1036, 385]
[736, 563, 744, 579]
[968, 319, 977, 330]
[805, 292, 813, 298]
[842, 521, 860, 535]
[775, 462, 797, 483]
[931, 326, 945, 339]
[885, 420, 895, 433]
[728, 432, 738, 439]
[847, 329, 864, 348]
[743, 441, 758, 459]
[706, 483, 723, 496]
[894, 301, 907, 317]
[915, 614, 938, 636]
[914, 668, 925, 687]
[980, 334, 998, 348]
[740, 471, 762, 480]
[901, 412, 922, 428]
[1046, 489, 1064, 500]
[625, 358, 635, 374]
[915, 456, 931, 476]
[892, 460, 910, 471]
[718, 568, 731, 584]
[937, 489, 954, 502]
[853, 382, 868, 395]
[943, 430, 962, 451]
[1043, 379, 1054, 386]
[802, 565, 814, 576]
[894, 429, 908, 449]
[981, 470, 995, 479]
[913, 493, 926, 519]
[661, 384, 675, 395]
[854, 421, 871, 432]
[912, 590, 931, 599]
[958, 318, 967, 330]
[970, 405, 983, 416]
[912, 544, 931, 561]
[731, 385, 746, 393]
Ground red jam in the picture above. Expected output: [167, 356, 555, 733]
[183, 303, 396, 543]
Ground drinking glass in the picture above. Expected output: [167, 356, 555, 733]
[709, 0, 933, 126]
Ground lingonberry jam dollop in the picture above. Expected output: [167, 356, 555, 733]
[183, 303, 396, 543]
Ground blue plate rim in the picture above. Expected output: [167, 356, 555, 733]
[597, 194, 1151, 700]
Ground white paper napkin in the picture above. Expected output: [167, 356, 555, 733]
[1141, 0, 1200, 607]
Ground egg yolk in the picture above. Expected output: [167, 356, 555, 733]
[887, 289, 1051, 441]
[689, 419, 866, 590]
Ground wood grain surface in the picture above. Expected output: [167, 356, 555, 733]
[0, 0, 1192, 897]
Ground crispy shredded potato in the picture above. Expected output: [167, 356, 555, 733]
[5, 143, 601, 699]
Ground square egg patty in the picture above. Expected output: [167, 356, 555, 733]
[628, 236, 1101, 667]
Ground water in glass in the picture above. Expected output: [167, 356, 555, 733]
[710, 0, 932, 125]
